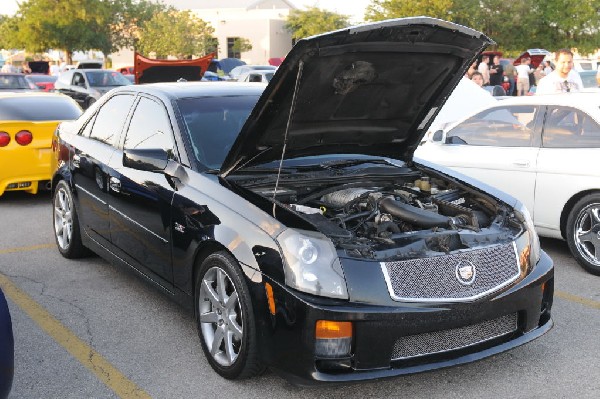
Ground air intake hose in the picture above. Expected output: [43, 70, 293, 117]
[379, 197, 451, 229]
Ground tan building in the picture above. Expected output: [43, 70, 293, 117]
[166, 0, 297, 65]
[110, 0, 297, 69]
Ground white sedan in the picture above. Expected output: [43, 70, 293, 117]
[416, 92, 600, 275]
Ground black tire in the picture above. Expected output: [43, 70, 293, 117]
[86, 98, 96, 109]
[566, 193, 600, 276]
[194, 251, 263, 379]
[53, 180, 90, 259]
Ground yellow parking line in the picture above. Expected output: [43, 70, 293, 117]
[555, 290, 600, 310]
[0, 243, 55, 254]
[0, 273, 152, 399]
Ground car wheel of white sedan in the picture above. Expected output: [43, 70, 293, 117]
[567, 193, 600, 276]
[195, 252, 264, 379]
[53, 180, 89, 259]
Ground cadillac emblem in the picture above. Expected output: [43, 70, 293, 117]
[455, 260, 476, 285]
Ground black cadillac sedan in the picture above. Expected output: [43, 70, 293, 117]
[51, 17, 553, 384]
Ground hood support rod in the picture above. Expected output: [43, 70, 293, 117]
[273, 60, 305, 217]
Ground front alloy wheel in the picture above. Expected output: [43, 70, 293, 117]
[195, 252, 263, 379]
[199, 266, 244, 367]
[567, 193, 600, 276]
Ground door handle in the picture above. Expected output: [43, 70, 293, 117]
[72, 154, 80, 168]
[109, 177, 121, 193]
[513, 159, 530, 167]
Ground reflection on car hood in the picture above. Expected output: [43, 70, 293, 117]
[220, 17, 493, 176]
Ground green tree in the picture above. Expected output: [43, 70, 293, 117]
[285, 6, 350, 40]
[534, 0, 600, 54]
[363, 0, 600, 56]
[102, 0, 168, 54]
[0, 0, 164, 63]
[365, 0, 453, 21]
[136, 10, 215, 58]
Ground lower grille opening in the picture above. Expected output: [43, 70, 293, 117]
[391, 313, 518, 361]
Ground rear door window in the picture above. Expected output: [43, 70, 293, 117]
[543, 106, 600, 148]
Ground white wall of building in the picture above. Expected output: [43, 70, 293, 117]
[194, 5, 294, 64]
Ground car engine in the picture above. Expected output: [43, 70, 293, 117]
[232, 162, 520, 261]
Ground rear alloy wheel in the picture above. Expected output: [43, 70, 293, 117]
[195, 252, 263, 379]
[566, 193, 600, 275]
[53, 180, 89, 258]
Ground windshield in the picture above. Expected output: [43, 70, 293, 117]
[0, 96, 82, 120]
[86, 71, 132, 87]
[178, 95, 260, 169]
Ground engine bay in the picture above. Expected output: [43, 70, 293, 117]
[229, 160, 522, 261]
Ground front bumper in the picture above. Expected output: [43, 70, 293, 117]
[252, 250, 553, 385]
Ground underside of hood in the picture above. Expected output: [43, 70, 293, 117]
[221, 17, 493, 176]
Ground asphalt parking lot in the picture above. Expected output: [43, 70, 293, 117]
[1, 191, 599, 399]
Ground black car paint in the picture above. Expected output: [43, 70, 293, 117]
[52, 18, 554, 384]
[52, 82, 554, 383]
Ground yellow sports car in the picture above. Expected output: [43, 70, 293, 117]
[0, 92, 81, 196]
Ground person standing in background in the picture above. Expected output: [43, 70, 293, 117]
[1, 61, 16, 73]
[489, 55, 504, 87]
[536, 49, 583, 94]
[49, 61, 61, 76]
[515, 57, 533, 96]
[478, 55, 490, 85]
[503, 61, 516, 95]
[470, 71, 485, 87]
[543, 60, 554, 76]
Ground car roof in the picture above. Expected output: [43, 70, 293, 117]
[0, 91, 71, 100]
[489, 92, 600, 106]
[110, 81, 265, 100]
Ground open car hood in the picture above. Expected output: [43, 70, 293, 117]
[134, 52, 215, 84]
[513, 48, 550, 68]
[220, 17, 493, 176]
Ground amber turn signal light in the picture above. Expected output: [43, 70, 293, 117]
[264, 282, 276, 315]
[315, 320, 352, 339]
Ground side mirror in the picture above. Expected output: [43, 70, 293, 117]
[432, 130, 444, 142]
[123, 148, 169, 172]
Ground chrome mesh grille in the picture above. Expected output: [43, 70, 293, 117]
[381, 243, 520, 301]
[391, 313, 518, 360]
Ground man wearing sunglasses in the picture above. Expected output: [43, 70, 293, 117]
[536, 48, 583, 95]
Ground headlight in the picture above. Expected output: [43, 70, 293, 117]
[514, 203, 540, 272]
[276, 229, 348, 299]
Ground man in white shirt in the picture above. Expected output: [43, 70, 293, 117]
[477, 55, 490, 85]
[0, 61, 16, 73]
[49, 61, 61, 76]
[536, 49, 583, 94]
[515, 57, 533, 96]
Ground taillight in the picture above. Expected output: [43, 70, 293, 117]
[15, 130, 33, 146]
[0, 131, 10, 147]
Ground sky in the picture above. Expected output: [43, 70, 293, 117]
[0, 1, 370, 22]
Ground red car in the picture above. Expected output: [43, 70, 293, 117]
[24, 74, 57, 92]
